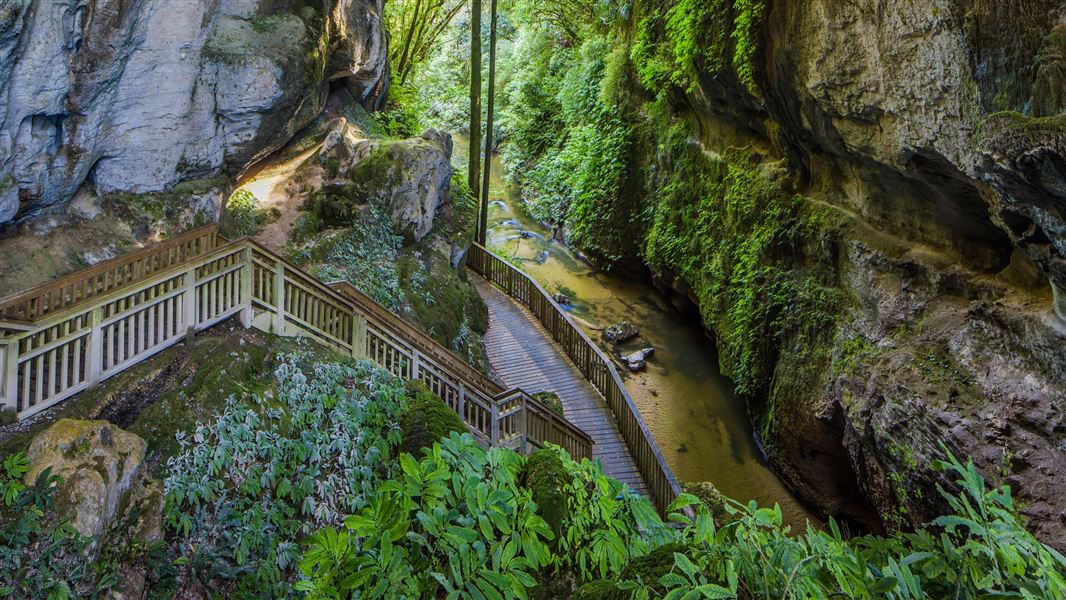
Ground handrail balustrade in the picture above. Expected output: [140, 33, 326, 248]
[0, 227, 592, 462]
[467, 243, 683, 514]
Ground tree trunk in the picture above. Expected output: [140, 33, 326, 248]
[478, 0, 498, 246]
[468, 0, 482, 227]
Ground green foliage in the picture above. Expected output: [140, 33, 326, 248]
[643, 120, 841, 397]
[0, 454, 102, 598]
[631, 0, 729, 92]
[163, 356, 408, 595]
[730, 0, 764, 93]
[499, 32, 645, 263]
[630, 0, 763, 95]
[398, 381, 468, 456]
[301, 207, 407, 310]
[298, 434, 553, 599]
[374, 83, 424, 139]
[642, 451, 1066, 599]
[221, 188, 269, 238]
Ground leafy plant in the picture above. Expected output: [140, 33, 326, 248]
[0, 454, 100, 599]
[298, 434, 553, 599]
[163, 356, 409, 595]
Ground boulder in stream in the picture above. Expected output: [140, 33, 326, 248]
[603, 321, 639, 344]
[623, 348, 655, 372]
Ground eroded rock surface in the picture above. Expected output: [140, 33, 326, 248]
[632, 0, 1066, 546]
[0, 0, 388, 228]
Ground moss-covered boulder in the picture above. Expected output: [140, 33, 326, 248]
[399, 381, 467, 455]
[24, 420, 148, 539]
[618, 543, 688, 593]
[520, 449, 570, 547]
[571, 579, 628, 600]
[682, 481, 730, 524]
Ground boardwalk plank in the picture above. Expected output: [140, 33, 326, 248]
[472, 275, 649, 497]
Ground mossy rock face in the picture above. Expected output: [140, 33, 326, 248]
[399, 381, 467, 455]
[24, 419, 147, 539]
[308, 182, 370, 227]
[571, 579, 628, 600]
[618, 543, 688, 594]
[520, 449, 569, 547]
[682, 481, 730, 524]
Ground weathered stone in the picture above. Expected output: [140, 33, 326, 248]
[317, 129, 455, 243]
[0, 0, 388, 227]
[603, 321, 638, 344]
[622, 348, 654, 372]
[24, 419, 147, 539]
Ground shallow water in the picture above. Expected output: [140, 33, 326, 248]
[455, 136, 818, 529]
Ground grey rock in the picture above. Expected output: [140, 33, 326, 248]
[603, 321, 639, 344]
[24, 419, 147, 539]
[0, 0, 388, 227]
[623, 348, 654, 372]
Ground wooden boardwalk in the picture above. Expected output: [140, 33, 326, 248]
[472, 275, 648, 496]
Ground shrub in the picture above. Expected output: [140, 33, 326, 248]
[163, 356, 408, 595]
[0, 454, 101, 598]
[398, 381, 467, 456]
[298, 434, 554, 599]
[221, 188, 268, 238]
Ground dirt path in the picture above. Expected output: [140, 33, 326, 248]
[240, 144, 322, 252]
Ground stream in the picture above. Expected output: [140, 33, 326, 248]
[456, 137, 818, 529]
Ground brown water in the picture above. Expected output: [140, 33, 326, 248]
[456, 137, 818, 529]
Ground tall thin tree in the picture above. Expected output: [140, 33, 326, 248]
[468, 0, 482, 226]
[478, 0, 498, 246]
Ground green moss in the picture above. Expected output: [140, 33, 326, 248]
[397, 248, 488, 366]
[102, 176, 230, 234]
[619, 543, 688, 593]
[681, 482, 729, 523]
[520, 449, 569, 546]
[531, 392, 565, 417]
[644, 121, 842, 403]
[571, 579, 627, 600]
[398, 381, 467, 456]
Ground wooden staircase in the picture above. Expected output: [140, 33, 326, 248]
[0, 226, 591, 461]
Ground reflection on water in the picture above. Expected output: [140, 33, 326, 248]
[456, 136, 818, 529]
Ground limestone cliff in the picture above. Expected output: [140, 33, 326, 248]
[0, 0, 388, 227]
[636, 0, 1066, 544]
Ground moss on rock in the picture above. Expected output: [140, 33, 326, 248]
[399, 381, 467, 455]
[571, 579, 628, 600]
[619, 543, 687, 592]
[520, 449, 570, 546]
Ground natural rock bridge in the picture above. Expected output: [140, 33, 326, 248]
[0, 225, 681, 512]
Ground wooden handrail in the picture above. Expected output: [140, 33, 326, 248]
[467, 243, 682, 514]
[0, 229, 594, 463]
[328, 280, 506, 396]
[0, 225, 220, 323]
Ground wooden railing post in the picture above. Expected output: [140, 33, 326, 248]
[351, 314, 367, 359]
[490, 402, 500, 447]
[520, 394, 528, 455]
[272, 262, 286, 335]
[183, 265, 198, 340]
[88, 306, 103, 388]
[457, 383, 466, 420]
[1, 342, 17, 415]
[240, 246, 253, 329]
